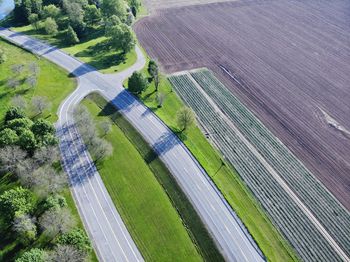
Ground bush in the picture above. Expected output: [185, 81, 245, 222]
[15, 248, 47, 262]
[18, 130, 37, 152]
[44, 17, 58, 35]
[5, 107, 26, 123]
[0, 129, 19, 146]
[7, 118, 34, 134]
[57, 228, 92, 253]
[0, 187, 35, 220]
[43, 194, 67, 211]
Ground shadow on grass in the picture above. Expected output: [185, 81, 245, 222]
[75, 40, 128, 71]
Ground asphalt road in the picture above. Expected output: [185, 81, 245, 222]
[0, 28, 265, 262]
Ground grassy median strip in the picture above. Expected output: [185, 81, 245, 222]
[128, 63, 299, 261]
[82, 93, 225, 262]
[0, 39, 97, 262]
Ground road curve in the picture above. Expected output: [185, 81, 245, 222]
[0, 28, 265, 262]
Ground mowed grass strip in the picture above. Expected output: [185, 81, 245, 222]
[81, 96, 203, 262]
[0, 39, 97, 261]
[123, 55, 298, 261]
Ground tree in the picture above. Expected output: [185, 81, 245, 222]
[90, 137, 113, 163]
[148, 60, 159, 91]
[101, 0, 126, 18]
[107, 23, 135, 54]
[44, 17, 58, 35]
[156, 92, 166, 108]
[74, 105, 93, 128]
[0, 128, 19, 146]
[33, 146, 60, 166]
[15, 248, 47, 262]
[57, 228, 92, 253]
[49, 245, 86, 262]
[99, 120, 111, 136]
[0, 47, 7, 64]
[31, 166, 67, 197]
[128, 0, 140, 17]
[32, 119, 55, 137]
[5, 107, 26, 123]
[42, 4, 61, 18]
[7, 77, 21, 89]
[84, 4, 101, 26]
[28, 13, 40, 30]
[13, 214, 37, 244]
[32, 96, 51, 115]
[18, 129, 37, 153]
[0, 187, 35, 220]
[25, 75, 37, 89]
[128, 71, 148, 95]
[11, 96, 27, 110]
[7, 118, 34, 134]
[28, 62, 40, 76]
[16, 159, 37, 187]
[43, 194, 67, 211]
[0, 146, 27, 173]
[65, 26, 80, 45]
[11, 64, 25, 75]
[64, 1, 86, 37]
[176, 107, 195, 132]
[39, 208, 76, 237]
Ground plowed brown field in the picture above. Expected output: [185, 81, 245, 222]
[134, 0, 350, 210]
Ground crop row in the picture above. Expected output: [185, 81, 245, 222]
[168, 73, 342, 262]
[190, 69, 350, 256]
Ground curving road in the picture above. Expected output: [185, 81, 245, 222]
[0, 28, 265, 262]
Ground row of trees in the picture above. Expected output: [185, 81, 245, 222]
[0, 106, 92, 261]
[14, 0, 139, 53]
[74, 105, 113, 164]
[127, 60, 196, 132]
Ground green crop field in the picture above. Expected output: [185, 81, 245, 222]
[81, 94, 206, 262]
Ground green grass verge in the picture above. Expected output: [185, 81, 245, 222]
[87, 93, 225, 261]
[81, 95, 203, 262]
[0, 39, 97, 261]
[0, 38, 76, 122]
[11, 24, 137, 74]
[123, 54, 299, 261]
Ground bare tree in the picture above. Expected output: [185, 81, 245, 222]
[156, 92, 166, 108]
[11, 95, 27, 110]
[74, 105, 93, 128]
[32, 166, 68, 197]
[13, 214, 37, 244]
[176, 107, 196, 132]
[0, 146, 27, 173]
[39, 208, 76, 238]
[33, 146, 60, 166]
[25, 75, 38, 89]
[7, 77, 21, 89]
[99, 120, 112, 137]
[16, 159, 37, 187]
[28, 62, 40, 76]
[49, 245, 86, 262]
[32, 96, 51, 115]
[90, 138, 113, 163]
[11, 64, 24, 75]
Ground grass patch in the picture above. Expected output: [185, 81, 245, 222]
[0, 39, 97, 261]
[0, 38, 76, 122]
[81, 94, 207, 262]
[123, 54, 299, 261]
[11, 24, 137, 74]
